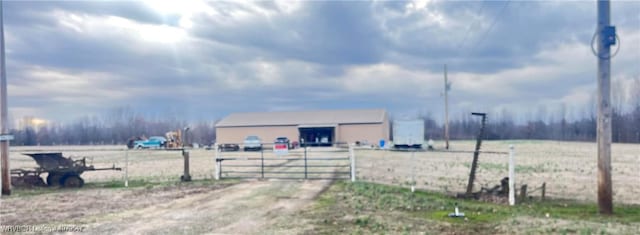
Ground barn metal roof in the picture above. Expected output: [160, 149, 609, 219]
[215, 109, 387, 127]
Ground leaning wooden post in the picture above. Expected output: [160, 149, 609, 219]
[214, 143, 221, 180]
[350, 143, 356, 182]
[541, 182, 546, 201]
[509, 145, 515, 206]
[466, 112, 487, 197]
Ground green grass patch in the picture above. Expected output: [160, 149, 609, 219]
[314, 192, 337, 209]
[304, 181, 640, 234]
[478, 162, 506, 171]
[9, 178, 239, 197]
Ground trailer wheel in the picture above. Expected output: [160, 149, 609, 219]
[61, 174, 84, 188]
[47, 173, 63, 187]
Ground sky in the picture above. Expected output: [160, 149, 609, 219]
[3, 0, 640, 125]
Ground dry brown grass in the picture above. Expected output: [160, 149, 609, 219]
[356, 140, 640, 205]
[8, 140, 639, 204]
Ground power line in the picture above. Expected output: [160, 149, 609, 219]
[457, 0, 486, 50]
[468, 0, 511, 53]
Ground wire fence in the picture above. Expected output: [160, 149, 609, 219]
[351, 141, 640, 205]
[8, 141, 639, 204]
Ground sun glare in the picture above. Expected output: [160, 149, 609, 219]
[106, 16, 185, 43]
[139, 25, 186, 43]
[143, 0, 208, 16]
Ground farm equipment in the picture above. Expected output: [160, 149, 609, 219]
[10, 152, 121, 188]
[165, 130, 183, 148]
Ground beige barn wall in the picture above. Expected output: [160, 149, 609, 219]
[216, 126, 298, 144]
[382, 114, 390, 141]
[338, 123, 389, 145]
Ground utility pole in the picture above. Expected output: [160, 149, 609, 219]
[0, 0, 11, 196]
[444, 64, 450, 150]
[596, 0, 615, 215]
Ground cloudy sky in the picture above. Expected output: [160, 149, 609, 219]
[3, 0, 639, 124]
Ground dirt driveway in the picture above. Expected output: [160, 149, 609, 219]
[1, 179, 333, 234]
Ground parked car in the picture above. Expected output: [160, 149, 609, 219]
[274, 137, 291, 149]
[243, 135, 262, 151]
[220, 143, 240, 152]
[133, 136, 167, 149]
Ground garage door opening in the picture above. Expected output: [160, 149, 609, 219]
[299, 127, 334, 147]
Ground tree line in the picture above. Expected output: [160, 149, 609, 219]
[9, 78, 640, 145]
[10, 107, 217, 147]
[418, 105, 639, 143]
[416, 78, 640, 143]
[10, 104, 639, 146]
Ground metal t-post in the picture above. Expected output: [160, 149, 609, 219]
[304, 147, 308, 179]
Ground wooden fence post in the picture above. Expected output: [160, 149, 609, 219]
[181, 150, 191, 181]
[519, 185, 528, 203]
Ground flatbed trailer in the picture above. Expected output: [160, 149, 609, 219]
[10, 152, 121, 188]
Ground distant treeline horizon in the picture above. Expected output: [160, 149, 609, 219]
[8, 102, 640, 146]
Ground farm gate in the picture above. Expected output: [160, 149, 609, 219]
[213, 143, 354, 180]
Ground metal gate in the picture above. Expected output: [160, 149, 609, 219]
[213, 143, 354, 180]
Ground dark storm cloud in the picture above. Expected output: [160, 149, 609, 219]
[374, 1, 638, 74]
[378, 1, 591, 73]
[192, 1, 384, 66]
[2, 0, 639, 123]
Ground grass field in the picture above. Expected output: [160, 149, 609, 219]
[2, 140, 638, 234]
[275, 181, 640, 234]
[356, 140, 640, 204]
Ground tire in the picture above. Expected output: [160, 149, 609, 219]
[137, 145, 143, 149]
[46, 173, 63, 187]
[61, 174, 84, 188]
